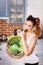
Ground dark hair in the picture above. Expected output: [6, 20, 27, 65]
[26, 15, 36, 27]
[26, 15, 42, 38]
[14, 29, 17, 35]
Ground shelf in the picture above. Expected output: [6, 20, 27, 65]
[11, 18, 17, 22]
[11, 14, 23, 18]
[11, 18, 22, 22]
[11, 7, 23, 13]
[11, 18, 22, 20]
[11, 8, 16, 12]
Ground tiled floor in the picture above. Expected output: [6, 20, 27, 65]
[0, 39, 43, 65]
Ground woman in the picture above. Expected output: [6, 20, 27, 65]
[18, 15, 41, 65]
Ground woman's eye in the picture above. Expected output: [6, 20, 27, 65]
[28, 25, 31, 27]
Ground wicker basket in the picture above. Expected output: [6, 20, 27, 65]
[6, 36, 24, 59]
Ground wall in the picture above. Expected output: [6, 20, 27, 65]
[0, 19, 22, 36]
[25, 0, 43, 26]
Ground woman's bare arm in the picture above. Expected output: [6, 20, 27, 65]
[21, 36, 37, 56]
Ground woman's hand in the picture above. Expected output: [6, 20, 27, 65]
[17, 31, 24, 38]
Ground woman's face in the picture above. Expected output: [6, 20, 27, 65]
[23, 20, 34, 32]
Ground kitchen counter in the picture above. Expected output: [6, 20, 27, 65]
[0, 39, 43, 65]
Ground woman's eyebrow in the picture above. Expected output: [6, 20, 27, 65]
[25, 23, 27, 25]
[25, 23, 31, 26]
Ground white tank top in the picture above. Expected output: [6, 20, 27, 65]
[12, 34, 39, 65]
[25, 33, 39, 64]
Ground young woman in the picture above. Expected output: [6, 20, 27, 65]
[18, 15, 41, 65]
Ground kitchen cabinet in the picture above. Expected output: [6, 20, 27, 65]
[0, 0, 11, 17]
[0, 0, 6, 17]
[0, 43, 10, 65]
[0, 0, 25, 24]
[8, 0, 25, 24]
[36, 39, 43, 65]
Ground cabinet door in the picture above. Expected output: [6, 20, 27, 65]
[0, 0, 6, 17]
[37, 39, 43, 65]
[7, 0, 11, 17]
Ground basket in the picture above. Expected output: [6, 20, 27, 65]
[6, 36, 24, 59]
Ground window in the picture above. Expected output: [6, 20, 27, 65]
[10, 0, 25, 24]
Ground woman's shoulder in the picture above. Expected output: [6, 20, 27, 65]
[30, 33, 38, 45]
[26, 33, 37, 41]
[30, 33, 38, 40]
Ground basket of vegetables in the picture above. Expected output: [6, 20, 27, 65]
[6, 35, 24, 59]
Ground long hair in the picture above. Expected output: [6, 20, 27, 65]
[35, 17, 42, 38]
[26, 15, 42, 38]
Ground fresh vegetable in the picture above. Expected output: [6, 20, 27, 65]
[7, 36, 23, 56]
[11, 49, 21, 56]
[8, 36, 21, 46]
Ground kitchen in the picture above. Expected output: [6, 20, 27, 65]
[0, 0, 43, 65]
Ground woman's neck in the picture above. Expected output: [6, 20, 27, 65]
[27, 30, 34, 35]
[25, 31, 34, 40]
[24, 31, 34, 40]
